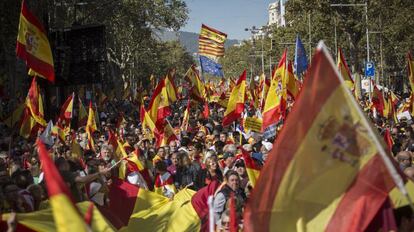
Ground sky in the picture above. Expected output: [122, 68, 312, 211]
[182, 0, 276, 41]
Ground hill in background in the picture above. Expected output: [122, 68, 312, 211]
[155, 30, 240, 55]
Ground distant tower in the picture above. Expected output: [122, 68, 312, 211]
[268, 0, 287, 27]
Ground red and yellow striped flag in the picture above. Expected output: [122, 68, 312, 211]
[36, 139, 87, 231]
[198, 24, 227, 58]
[16, 0, 55, 82]
[244, 43, 398, 232]
[337, 48, 354, 90]
[222, 70, 246, 127]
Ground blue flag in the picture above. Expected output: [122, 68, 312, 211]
[294, 34, 308, 75]
[199, 55, 224, 77]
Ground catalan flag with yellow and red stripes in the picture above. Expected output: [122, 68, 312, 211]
[198, 24, 227, 59]
[244, 43, 398, 232]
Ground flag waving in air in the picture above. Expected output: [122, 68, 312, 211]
[337, 48, 354, 90]
[16, 0, 55, 82]
[244, 42, 403, 232]
[222, 70, 246, 127]
[198, 24, 227, 59]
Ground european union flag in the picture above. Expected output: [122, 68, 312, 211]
[199, 55, 224, 77]
[294, 34, 308, 75]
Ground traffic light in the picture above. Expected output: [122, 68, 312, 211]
[270, 39, 276, 50]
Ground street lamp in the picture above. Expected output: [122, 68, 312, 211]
[245, 26, 267, 76]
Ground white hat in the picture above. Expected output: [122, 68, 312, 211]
[262, 141, 273, 152]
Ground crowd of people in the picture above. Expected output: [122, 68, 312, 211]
[0, 80, 414, 231]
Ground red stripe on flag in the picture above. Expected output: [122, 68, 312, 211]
[16, 42, 55, 82]
[20, 0, 46, 34]
[325, 155, 395, 231]
[222, 103, 244, 127]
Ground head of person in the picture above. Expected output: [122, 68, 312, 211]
[170, 151, 179, 166]
[234, 160, 246, 177]
[205, 156, 219, 172]
[397, 151, 412, 170]
[261, 141, 273, 161]
[55, 157, 70, 172]
[225, 170, 240, 191]
[220, 132, 228, 143]
[223, 152, 235, 169]
[157, 147, 166, 159]
[154, 160, 167, 174]
[11, 169, 33, 189]
[178, 152, 191, 167]
[169, 140, 178, 153]
[100, 144, 112, 162]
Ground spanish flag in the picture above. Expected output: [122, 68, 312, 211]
[58, 93, 74, 128]
[36, 139, 88, 231]
[78, 98, 88, 127]
[165, 69, 178, 103]
[372, 82, 386, 117]
[407, 53, 414, 93]
[86, 101, 97, 151]
[26, 77, 46, 126]
[185, 65, 207, 102]
[261, 53, 287, 131]
[244, 43, 398, 232]
[1, 201, 115, 231]
[180, 99, 191, 131]
[285, 60, 300, 99]
[222, 70, 246, 127]
[155, 121, 178, 148]
[16, 0, 54, 83]
[147, 78, 172, 129]
[337, 48, 354, 90]
[241, 149, 261, 187]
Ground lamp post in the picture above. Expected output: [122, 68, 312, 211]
[245, 26, 266, 76]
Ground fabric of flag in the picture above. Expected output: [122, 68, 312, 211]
[294, 34, 308, 75]
[146, 78, 172, 129]
[198, 24, 227, 58]
[407, 53, 414, 93]
[16, 0, 55, 82]
[222, 70, 246, 127]
[165, 180, 220, 232]
[337, 48, 354, 90]
[286, 60, 300, 98]
[199, 55, 224, 77]
[180, 100, 191, 131]
[1, 201, 115, 232]
[261, 51, 287, 132]
[36, 139, 88, 232]
[154, 171, 177, 197]
[241, 149, 261, 187]
[26, 77, 46, 126]
[185, 65, 207, 101]
[4, 102, 25, 128]
[244, 43, 396, 232]
[57, 93, 74, 128]
[372, 82, 386, 117]
[78, 98, 88, 127]
[155, 121, 178, 148]
[19, 107, 38, 139]
[229, 193, 238, 232]
[86, 101, 97, 151]
[383, 128, 394, 154]
[165, 70, 178, 103]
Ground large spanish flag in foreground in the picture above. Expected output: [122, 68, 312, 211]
[222, 70, 246, 127]
[244, 42, 401, 232]
[36, 139, 87, 232]
[16, 0, 55, 82]
[1, 201, 115, 232]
